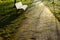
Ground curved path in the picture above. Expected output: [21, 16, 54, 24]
[14, 1, 60, 40]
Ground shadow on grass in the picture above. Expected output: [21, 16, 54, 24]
[0, 1, 24, 28]
[0, 8, 25, 40]
[0, 10, 24, 28]
[0, 1, 25, 40]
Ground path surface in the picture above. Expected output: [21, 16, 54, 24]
[14, 1, 60, 40]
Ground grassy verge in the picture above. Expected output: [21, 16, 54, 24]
[43, 0, 60, 21]
[0, 0, 33, 40]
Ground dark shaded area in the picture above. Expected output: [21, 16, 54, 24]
[0, 9, 24, 28]
[0, 10, 24, 40]
[0, 2, 25, 40]
[31, 37, 36, 40]
[0, 1, 24, 28]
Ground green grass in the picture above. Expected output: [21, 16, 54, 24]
[0, 1, 21, 40]
[43, 0, 60, 21]
[0, 0, 33, 40]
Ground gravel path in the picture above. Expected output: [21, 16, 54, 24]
[14, 1, 60, 40]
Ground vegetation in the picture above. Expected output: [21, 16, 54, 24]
[0, 0, 60, 40]
[0, 0, 33, 40]
[43, 0, 60, 21]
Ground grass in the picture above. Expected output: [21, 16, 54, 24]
[43, 0, 60, 21]
[0, 0, 32, 40]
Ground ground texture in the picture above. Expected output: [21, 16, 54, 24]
[13, 1, 60, 40]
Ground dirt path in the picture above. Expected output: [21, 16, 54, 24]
[13, 1, 60, 40]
